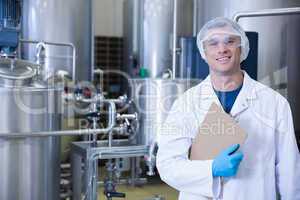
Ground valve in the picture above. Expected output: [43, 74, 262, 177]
[104, 191, 126, 199]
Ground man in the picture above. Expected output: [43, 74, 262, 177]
[156, 17, 300, 199]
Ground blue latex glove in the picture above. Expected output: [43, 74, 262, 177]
[212, 144, 244, 177]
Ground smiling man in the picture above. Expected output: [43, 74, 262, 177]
[156, 17, 300, 200]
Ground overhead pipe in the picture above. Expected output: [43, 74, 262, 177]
[233, 7, 300, 22]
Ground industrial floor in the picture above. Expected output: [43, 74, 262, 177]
[97, 174, 178, 200]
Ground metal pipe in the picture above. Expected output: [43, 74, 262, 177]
[97, 178, 147, 186]
[35, 42, 46, 78]
[233, 7, 300, 22]
[87, 98, 124, 105]
[105, 97, 127, 105]
[111, 126, 126, 134]
[108, 130, 113, 147]
[71, 93, 127, 105]
[91, 101, 98, 146]
[67, 95, 126, 108]
[193, 0, 198, 36]
[0, 126, 107, 138]
[131, 157, 136, 186]
[171, 0, 178, 79]
[35, 42, 46, 65]
[146, 142, 157, 176]
[91, 0, 95, 81]
[91, 100, 98, 200]
[116, 113, 137, 121]
[133, 0, 139, 55]
[78, 145, 149, 200]
[74, 94, 103, 103]
[93, 68, 102, 74]
[19, 39, 77, 80]
[0, 100, 116, 138]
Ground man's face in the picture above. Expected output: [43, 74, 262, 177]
[203, 29, 241, 75]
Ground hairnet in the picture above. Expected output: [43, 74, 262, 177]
[196, 17, 249, 63]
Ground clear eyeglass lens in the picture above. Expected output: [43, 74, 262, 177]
[204, 35, 241, 51]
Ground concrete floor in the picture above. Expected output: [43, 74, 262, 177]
[97, 175, 178, 200]
[98, 183, 178, 200]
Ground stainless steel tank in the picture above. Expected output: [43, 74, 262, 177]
[194, 0, 300, 145]
[21, 0, 92, 81]
[123, 0, 196, 146]
[130, 79, 200, 147]
[140, 0, 174, 78]
[123, 0, 193, 78]
[0, 58, 62, 200]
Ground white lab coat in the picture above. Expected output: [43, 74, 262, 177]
[156, 72, 300, 200]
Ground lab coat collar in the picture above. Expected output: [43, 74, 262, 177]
[198, 71, 257, 117]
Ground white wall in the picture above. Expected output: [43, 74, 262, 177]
[93, 0, 124, 37]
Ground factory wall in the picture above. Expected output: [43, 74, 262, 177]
[93, 0, 124, 36]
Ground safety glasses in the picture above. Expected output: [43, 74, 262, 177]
[203, 34, 241, 52]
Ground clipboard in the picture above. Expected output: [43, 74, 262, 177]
[190, 102, 247, 160]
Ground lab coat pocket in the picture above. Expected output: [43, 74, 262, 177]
[239, 142, 273, 179]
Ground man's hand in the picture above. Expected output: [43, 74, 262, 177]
[212, 144, 243, 177]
